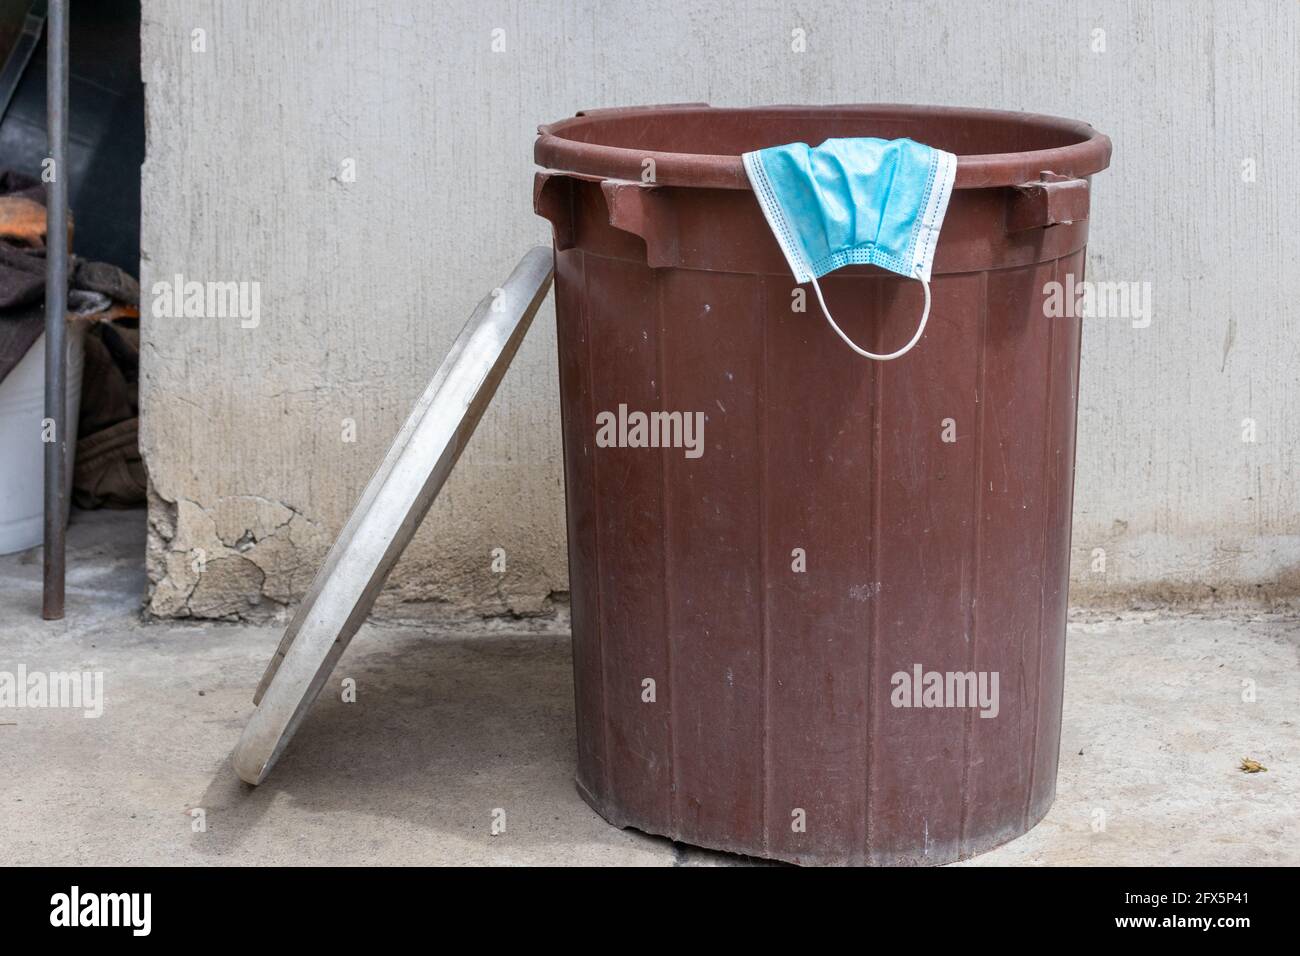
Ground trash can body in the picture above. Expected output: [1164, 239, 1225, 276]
[535, 105, 1110, 865]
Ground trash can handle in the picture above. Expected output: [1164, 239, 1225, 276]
[1008, 172, 1090, 232]
[808, 270, 931, 361]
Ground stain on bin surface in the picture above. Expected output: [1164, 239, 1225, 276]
[535, 105, 1112, 865]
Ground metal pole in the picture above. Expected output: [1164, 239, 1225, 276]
[42, 0, 68, 620]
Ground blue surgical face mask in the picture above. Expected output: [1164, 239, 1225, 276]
[743, 137, 956, 360]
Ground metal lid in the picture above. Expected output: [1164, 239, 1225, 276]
[231, 248, 554, 785]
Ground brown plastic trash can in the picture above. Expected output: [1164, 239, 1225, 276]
[534, 104, 1111, 865]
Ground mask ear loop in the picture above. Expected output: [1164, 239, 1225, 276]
[807, 269, 930, 361]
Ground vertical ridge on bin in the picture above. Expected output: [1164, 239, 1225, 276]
[657, 265, 679, 836]
[960, 268, 989, 858]
[865, 278, 883, 862]
[658, 269, 764, 851]
[870, 274, 982, 862]
[1025, 257, 1059, 827]
[1058, 250, 1085, 767]
[758, 274, 771, 856]
[588, 255, 673, 826]
[762, 273, 873, 863]
[966, 260, 1055, 851]
[1031, 248, 1086, 820]
[556, 247, 609, 812]
[582, 254, 615, 809]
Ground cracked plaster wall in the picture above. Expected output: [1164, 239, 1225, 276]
[140, 2, 1300, 620]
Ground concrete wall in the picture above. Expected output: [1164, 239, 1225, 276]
[139, 0, 1300, 620]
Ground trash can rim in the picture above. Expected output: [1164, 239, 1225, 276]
[535, 103, 1111, 191]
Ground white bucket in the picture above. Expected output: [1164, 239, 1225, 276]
[0, 322, 86, 555]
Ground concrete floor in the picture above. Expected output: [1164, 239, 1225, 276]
[1, 509, 1296, 866]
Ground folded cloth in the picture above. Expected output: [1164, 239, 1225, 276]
[73, 416, 146, 509]
[1, 167, 145, 509]
[0, 168, 140, 386]
[0, 240, 47, 309]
